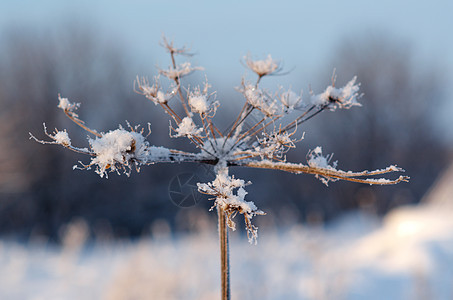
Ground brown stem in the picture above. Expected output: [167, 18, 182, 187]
[241, 160, 409, 185]
[162, 103, 182, 123]
[64, 111, 101, 138]
[235, 116, 266, 143]
[170, 52, 191, 117]
[244, 116, 278, 142]
[218, 205, 230, 300]
[223, 103, 252, 150]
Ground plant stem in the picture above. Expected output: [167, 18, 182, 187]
[218, 205, 230, 300]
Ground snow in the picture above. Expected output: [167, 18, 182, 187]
[173, 117, 203, 138]
[241, 84, 279, 117]
[187, 81, 218, 115]
[53, 130, 71, 146]
[307, 146, 338, 170]
[364, 178, 395, 185]
[2, 201, 453, 299]
[135, 76, 175, 105]
[188, 94, 208, 114]
[57, 95, 79, 112]
[88, 128, 151, 177]
[242, 84, 262, 107]
[159, 62, 203, 80]
[245, 54, 280, 77]
[253, 129, 299, 159]
[155, 91, 168, 104]
[197, 168, 263, 243]
[310, 76, 362, 110]
[148, 146, 171, 160]
[279, 89, 303, 111]
[197, 171, 248, 205]
[198, 137, 239, 161]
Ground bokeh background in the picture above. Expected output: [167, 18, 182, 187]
[1, 0, 452, 299]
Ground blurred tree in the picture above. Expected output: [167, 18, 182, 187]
[0, 25, 189, 240]
[304, 34, 449, 216]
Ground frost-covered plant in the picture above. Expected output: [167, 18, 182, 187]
[30, 37, 408, 300]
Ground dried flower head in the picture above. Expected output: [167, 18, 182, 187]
[244, 54, 282, 77]
[31, 38, 409, 244]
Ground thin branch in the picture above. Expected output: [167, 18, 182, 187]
[240, 160, 410, 185]
[64, 111, 102, 138]
[222, 102, 251, 149]
[169, 51, 192, 117]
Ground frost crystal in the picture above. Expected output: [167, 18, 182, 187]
[189, 94, 208, 113]
[160, 62, 203, 80]
[241, 83, 280, 117]
[311, 76, 362, 110]
[253, 127, 300, 160]
[58, 95, 79, 112]
[135, 76, 176, 105]
[53, 130, 71, 146]
[198, 168, 264, 244]
[173, 117, 203, 138]
[242, 84, 262, 107]
[280, 89, 303, 111]
[307, 146, 337, 170]
[245, 54, 280, 77]
[88, 128, 150, 178]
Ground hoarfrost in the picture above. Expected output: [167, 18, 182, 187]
[173, 117, 203, 138]
[160, 62, 203, 80]
[88, 128, 150, 178]
[310, 76, 362, 110]
[307, 146, 338, 170]
[57, 95, 79, 112]
[279, 89, 303, 111]
[189, 94, 208, 114]
[53, 130, 71, 146]
[197, 169, 264, 244]
[245, 54, 280, 77]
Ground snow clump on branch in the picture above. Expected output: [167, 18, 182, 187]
[310, 76, 362, 110]
[159, 62, 203, 80]
[87, 127, 151, 177]
[198, 168, 265, 244]
[188, 81, 218, 116]
[245, 54, 282, 77]
[53, 130, 71, 146]
[135, 76, 176, 105]
[58, 95, 80, 113]
[279, 89, 303, 111]
[172, 117, 203, 138]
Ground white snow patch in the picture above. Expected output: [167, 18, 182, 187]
[188, 94, 208, 114]
[173, 117, 203, 138]
[307, 146, 337, 170]
[53, 130, 71, 146]
[88, 128, 150, 177]
[311, 76, 362, 110]
[160, 62, 203, 80]
[245, 54, 280, 76]
[57, 95, 79, 112]
[279, 89, 303, 111]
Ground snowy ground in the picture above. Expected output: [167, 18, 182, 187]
[1, 202, 452, 300]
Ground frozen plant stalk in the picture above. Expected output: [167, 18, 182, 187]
[31, 36, 409, 300]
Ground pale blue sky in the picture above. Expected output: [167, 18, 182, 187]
[1, 0, 452, 93]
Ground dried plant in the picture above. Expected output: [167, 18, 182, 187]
[30, 36, 409, 299]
